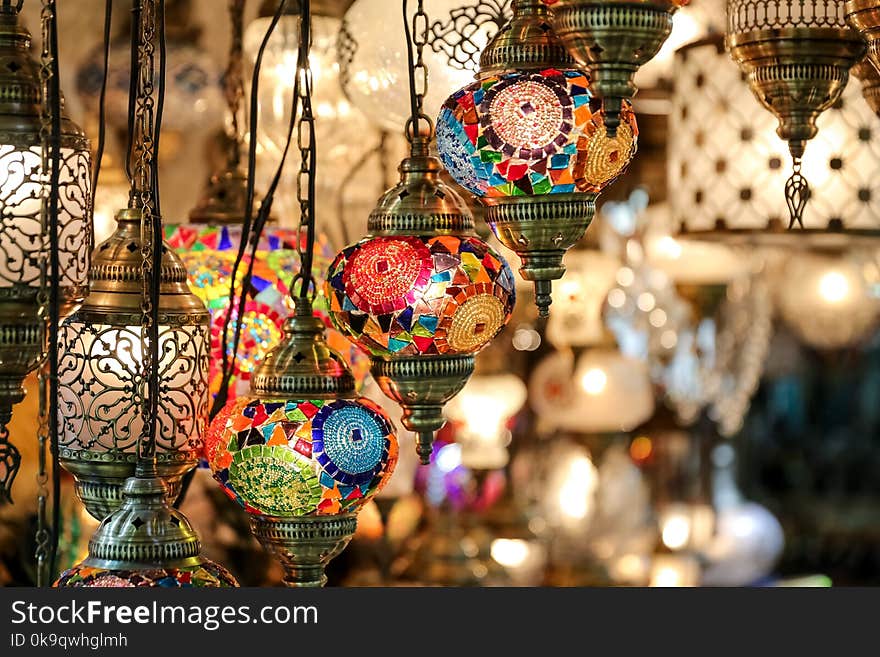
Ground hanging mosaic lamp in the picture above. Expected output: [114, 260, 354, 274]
[551, 0, 685, 136]
[327, 138, 516, 464]
[206, 298, 398, 586]
[436, 0, 638, 317]
[847, 0, 880, 72]
[56, 474, 238, 587]
[726, 0, 864, 229]
[57, 209, 210, 520]
[0, 1, 91, 500]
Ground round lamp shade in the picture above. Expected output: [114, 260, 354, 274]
[437, 69, 638, 197]
[206, 397, 397, 517]
[55, 562, 238, 588]
[165, 224, 367, 398]
[774, 248, 880, 349]
[671, 37, 880, 245]
[326, 235, 515, 357]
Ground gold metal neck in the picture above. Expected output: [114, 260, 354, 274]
[478, 0, 573, 75]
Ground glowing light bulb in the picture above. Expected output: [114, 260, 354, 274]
[491, 539, 531, 569]
[580, 367, 608, 395]
[662, 515, 691, 550]
[818, 270, 849, 303]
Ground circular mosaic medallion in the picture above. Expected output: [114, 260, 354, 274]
[344, 237, 432, 315]
[210, 301, 284, 376]
[312, 400, 390, 486]
[227, 444, 322, 516]
[445, 293, 507, 352]
[436, 107, 484, 196]
[574, 107, 638, 192]
[488, 78, 566, 152]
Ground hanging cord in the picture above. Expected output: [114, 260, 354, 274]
[124, 0, 140, 190]
[402, 0, 432, 145]
[211, 0, 291, 419]
[90, 0, 112, 252]
[294, 0, 317, 302]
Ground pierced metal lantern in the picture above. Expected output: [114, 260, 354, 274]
[552, 0, 684, 136]
[206, 298, 398, 587]
[847, 0, 880, 73]
[55, 475, 238, 587]
[726, 0, 865, 228]
[58, 209, 210, 520]
[853, 56, 880, 115]
[0, 4, 91, 499]
[436, 0, 637, 317]
[327, 140, 515, 464]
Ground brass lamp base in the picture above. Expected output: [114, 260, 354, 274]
[553, 1, 677, 136]
[847, 0, 880, 73]
[249, 514, 358, 587]
[59, 449, 197, 520]
[371, 355, 475, 465]
[728, 27, 864, 158]
[484, 193, 596, 318]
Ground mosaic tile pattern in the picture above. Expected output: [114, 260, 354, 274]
[437, 68, 638, 197]
[55, 563, 238, 587]
[165, 224, 368, 396]
[326, 235, 515, 357]
[206, 397, 397, 517]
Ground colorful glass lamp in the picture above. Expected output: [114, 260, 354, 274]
[206, 298, 398, 586]
[436, 0, 638, 317]
[327, 137, 516, 464]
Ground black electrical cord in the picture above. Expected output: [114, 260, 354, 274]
[46, 0, 63, 582]
[124, 0, 139, 191]
[89, 0, 112, 252]
[211, 0, 290, 420]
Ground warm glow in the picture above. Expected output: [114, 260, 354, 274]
[656, 235, 683, 260]
[580, 367, 608, 395]
[662, 515, 692, 550]
[491, 539, 531, 569]
[558, 456, 598, 520]
[818, 270, 850, 304]
[630, 435, 653, 461]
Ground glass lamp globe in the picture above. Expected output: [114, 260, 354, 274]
[435, 0, 639, 315]
[774, 248, 880, 350]
[338, 0, 511, 132]
[445, 372, 527, 470]
[58, 209, 210, 520]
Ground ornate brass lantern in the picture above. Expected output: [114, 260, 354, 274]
[0, 2, 90, 500]
[58, 209, 210, 520]
[847, 0, 880, 72]
[552, 0, 683, 136]
[726, 0, 864, 228]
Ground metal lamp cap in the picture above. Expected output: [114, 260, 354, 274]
[368, 139, 475, 236]
[478, 0, 573, 75]
[188, 165, 252, 225]
[251, 297, 356, 399]
[82, 475, 203, 570]
[80, 208, 208, 318]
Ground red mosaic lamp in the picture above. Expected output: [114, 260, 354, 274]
[326, 137, 516, 465]
[436, 0, 638, 317]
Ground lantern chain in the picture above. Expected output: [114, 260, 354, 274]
[403, 0, 433, 143]
[134, 0, 158, 473]
[225, 0, 245, 167]
[294, 1, 316, 302]
[33, 0, 56, 586]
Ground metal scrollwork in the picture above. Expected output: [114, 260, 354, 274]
[427, 0, 510, 73]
